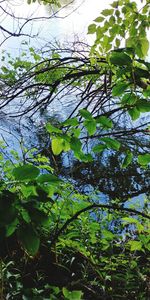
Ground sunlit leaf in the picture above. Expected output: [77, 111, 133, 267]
[51, 138, 64, 155]
[101, 9, 114, 16]
[128, 240, 142, 251]
[84, 119, 96, 135]
[88, 24, 96, 34]
[138, 154, 150, 166]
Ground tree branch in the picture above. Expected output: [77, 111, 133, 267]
[50, 203, 150, 246]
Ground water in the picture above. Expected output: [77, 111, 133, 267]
[0, 0, 149, 204]
[0, 0, 112, 54]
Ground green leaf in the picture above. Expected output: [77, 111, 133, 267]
[136, 100, 150, 112]
[100, 137, 121, 150]
[88, 24, 96, 34]
[76, 152, 93, 162]
[94, 16, 104, 23]
[121, 93, 137, 105]
[112, 82, 129, 96]
[128, 240, 142, 251]
[13, 164, 40, 181]
[71, 128, 81, 138]
[96, 116, 113, 129]
[46, 123, 62, 134]
[20, 209, 31, 223]
[6, 218, 19, 237]
[84, 119, 96, 135]
[62, 288, 83, 300]
[122, 151, 133, 168]
[102, 229, 114, 240]
[63, 117, 78, 126]
[51, 138, 64, 155]
[18, 225, 40, 256]
[111, 1, 119, 8]
[110, 52, 132, 66]
[79, 109, 92, 119]
[143, 86, 150, 97]
[21, 185, 38, 198]
[92, 144, 107, 153]
[101, 9, 114, 16]
[128, 107, 140, 120]
[141, 37, 149, 58]
[37, 174, 61, 184]
[138, 154, 150, 166]
[70, 137, 82, 152]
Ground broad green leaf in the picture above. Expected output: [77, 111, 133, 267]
[121, 93, 137, 105]
[100, 137, 121, 150]
[21, 185, 38, 198]
[102, 229, 114, 240]
[136, 100, 150, 112]
[70, 137, 82, 152]
[20, 209, 31, 223]
[13, 164, 40, 180]
[128, 107, 140, 120]
[143, 86, 150, 97]
[84, 119, 96, 135]
[71, 128, 81, 138]
[101, 9, 114, 16]
[94, 16, 104, 23]
[46, 123, 62, 134]
[18, 226, 40, 256]
[6, 218, 19, 237]
[77, 153, 93, 162]
[63, 117, 78, 126]
[112, 82, 129, 97]
[110, 52, 132, 66]
[141, 37, 149, 58]
[37, 173, 61, 184]
[79, 109, 92, 119]
[111, 1, 119, 8]
[128, 240, 142, 251]
[122, 151, 133, 168]
[51, 138, 64, 155]
[62, 288, 83, 300]
[92, 144, 107, 153]
[138, 154, 150, 166]
[96, 116, 113, 129]
[88, 24, 96, 34]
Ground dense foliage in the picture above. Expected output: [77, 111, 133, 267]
[0, 0, 150, 299]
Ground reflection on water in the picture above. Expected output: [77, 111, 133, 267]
[0, 0, 112, 54]
[64, 152, 150, 201]
[0, 0, 149, 205]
